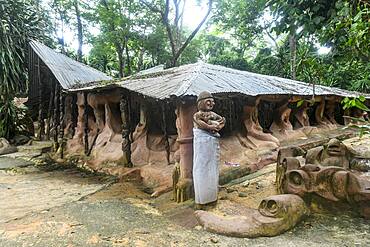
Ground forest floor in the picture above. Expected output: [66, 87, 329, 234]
[0, 155, 369, 247]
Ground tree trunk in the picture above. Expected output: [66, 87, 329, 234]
[141, 0, 212, 68]
[74, 0, 83, 62]
[289, 32, 297, 80]
[117, 45, 125, 78]
[125, 40, 131, 75]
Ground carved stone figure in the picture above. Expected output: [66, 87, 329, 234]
[195, 194, 308, 237]
[193, 91, 225, 207]
[270, 101, 293, 135]
[282, 164, 370, 218]
[315, 97, 333, 127]
[305, 138, 352, 169]
[324, 96, 340, 126]
[242, 97, 279, 149]
[293, 101, 311, 129]
[269, 101, 308, 141]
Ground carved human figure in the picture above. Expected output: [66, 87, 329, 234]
[315, 97, 332, 126]
[270, 102, 293, 137]
[325, 97, 340, 126]
[293, 101, 310, 129]
[193, 91, 225, 207]
[242, 98, 279, 149]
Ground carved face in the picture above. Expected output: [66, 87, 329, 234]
[258, 194, 307, 219]
[198, 98, 215, 111]
[326, 138, 347, 157]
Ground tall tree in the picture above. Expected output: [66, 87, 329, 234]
[141, 0, 213, 67]
[94, 0, 145, 77]
[73, 0, 83, 61]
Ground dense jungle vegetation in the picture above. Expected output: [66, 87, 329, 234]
[0, 0, 369, 138]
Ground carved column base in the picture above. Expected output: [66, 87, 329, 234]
[172, 163, 194, 202]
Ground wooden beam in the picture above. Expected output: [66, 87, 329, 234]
[83, 92, 89, 155]
[53, 83, 60, 151]
[46, 79, 55, 140]
[37, 57, 44, 140]
[161, 103, 170, 165]
[119, 91, 133, 167]
[59, 90, 65, 159]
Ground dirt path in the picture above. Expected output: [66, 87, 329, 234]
[0, 164, 113, 224]
[0, 163, 369, 247]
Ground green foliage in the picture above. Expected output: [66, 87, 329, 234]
[342, 96, 370, 138]
[212, 0, 267, 50]
[0, 0, 48, 97]
[0, 0, 49, 139]
[342, 96, 370, 112]
[0, 100, 17, 139]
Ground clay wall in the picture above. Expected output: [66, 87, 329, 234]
[62, 90, 358, 194]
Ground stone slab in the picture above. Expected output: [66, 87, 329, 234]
[0, 157, 33, 170]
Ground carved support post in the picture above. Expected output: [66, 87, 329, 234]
[315, 96, 331, 126]
[173, 102, 197, 202]
[83, 92, 89, 155]
[270, 100, 293, 136]
[161, 103, 170, 165]
[242, 97, 279, 148]
[293, 101, 310, 129]
[59, 90, 65, 159]
[37, 57, 44, 140]
[325, 97, 339, 125]
[46, 79, 55, 140]
[119, 91, 132, 167]
[343, 108, 351, 125]
[139, 103, 147, 126]
[53, 84, 60, 151]
[71, 94, 78, 137]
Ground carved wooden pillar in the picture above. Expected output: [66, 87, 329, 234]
[71, 94, 78, 137]
[325, 97, 339, 125]
[59, 90, 65, 159]
[293, 101, 310, 129]
[119, 91, 132, 167]
[45, 80, 54, 140]
[37, 57, 44, 140]
[173, 101, 197, 202]
[83, 92, 89, 155]
[161, 103, 170, 165]
[53, 83, 60, 151]
[315, 96, 331, 126]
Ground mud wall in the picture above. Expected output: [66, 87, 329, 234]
[63, 91, 355, 191]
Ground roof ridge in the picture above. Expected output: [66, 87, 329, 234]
[173, 61, 204, 97]
[30, 39, 111, 78]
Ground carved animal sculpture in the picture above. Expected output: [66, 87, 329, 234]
[282, 165, 370, 218]
[195, 194, 308, 238]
